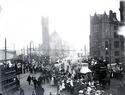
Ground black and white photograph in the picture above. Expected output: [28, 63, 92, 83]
[0, 0, 124, 95]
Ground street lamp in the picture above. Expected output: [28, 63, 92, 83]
[105, 48, 108, 50]
[30, 41, 34, 64]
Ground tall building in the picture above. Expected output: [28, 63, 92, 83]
[42, 17, 50, 56]
[119, 0, 125, 24]
[90, 10, 124, 63]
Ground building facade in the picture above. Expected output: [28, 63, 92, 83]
[0, 50, 17, 61]
[90, 10, 124, 63]
[50, 31, 70, 63]
[50, 31, 63, 62]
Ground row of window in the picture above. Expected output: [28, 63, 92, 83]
[105, 50, 120, 56]
[105, 41, 120, 48]
[106, 57, 120, 63]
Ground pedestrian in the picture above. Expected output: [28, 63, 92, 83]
[35, 85, 44, 95]
[32, 91, 36, 95]
[41, 87, 45, 95]
[50, 76, 54, 86]
[27, 75, 32, 85]
[23, 67, 25, 74]
[33, 77, 38, 89]
[43, 74, 46, 84]
[50, 92, 52, 95]
[38, 76, 42, 86]
[20, 88, 25, 95]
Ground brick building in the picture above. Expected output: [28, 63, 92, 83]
[90, 10, 124, 63]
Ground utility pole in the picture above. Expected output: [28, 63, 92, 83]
[23, 47, 25, 55]
[29, 41, 34, 64]
[84, 45, 87, 59]
[5, 38, 7, 63]
[27, 46, 28, 57]
[30, 42, 31, 64]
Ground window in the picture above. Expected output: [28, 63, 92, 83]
[106, 57, 109, 62]
[105, 50, 109, 55]
[115, 58, 120, 63]
[114, 51, 120, 56]
[105, 41, 108, 48]
[114, 32, 118, 38]
[114, 41, 119, 48]
[114, 25, 118, 30]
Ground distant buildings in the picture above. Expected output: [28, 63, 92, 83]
[0, 50, 16, 61]
[50, 31, 70, 62]
[90, 10, 124, 63]
[40, 17, 70, 63]
[50, 31, 62, 62]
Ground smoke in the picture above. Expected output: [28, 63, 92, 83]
[118, 25, 125, 36]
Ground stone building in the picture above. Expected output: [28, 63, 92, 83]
[90, 10, 124, 63]
[50, 31, 63, 62]
[50, 31, 70, 63]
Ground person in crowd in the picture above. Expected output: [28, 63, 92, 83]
[16, 77, 20, 87]
[49, 92, 52, 95]
[27, 75, 32, 85]
[20, 88, 25, 95]
[26, 65, 29, 72]
[46, 74, 50, 83]
[32, 77, 38, 89]
[32, 91, 36, 95]
[50, 75, 54, 86]
[38, 75, 42, 86]
[43, 74, 46, 84]
[35, 84, 45, 95]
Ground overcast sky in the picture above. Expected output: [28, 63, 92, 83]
[0, 0, 120, 51]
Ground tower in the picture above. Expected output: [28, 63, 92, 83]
[42, 17, 50, 56]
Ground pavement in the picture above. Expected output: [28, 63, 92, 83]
[42, 84, 57, 95]
[12, 71, 125, 95]
[109, 72, 125, 95]
[12, 72, 71, 95]
[13, 72, 41, 95]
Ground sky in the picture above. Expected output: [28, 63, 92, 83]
[0, 0, 120, 51]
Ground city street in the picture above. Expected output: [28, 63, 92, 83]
[13, 72, 71, 95]
[0, 0, 125, 95]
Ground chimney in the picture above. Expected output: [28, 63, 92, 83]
[119, 1, 125, 22]
[109, 10, 113, 21]
[113, 12, 117, 18]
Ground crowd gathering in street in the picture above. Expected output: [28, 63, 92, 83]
[14, 57, 124, 95]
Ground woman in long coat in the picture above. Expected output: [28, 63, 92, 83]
[50, 76, 54, 85]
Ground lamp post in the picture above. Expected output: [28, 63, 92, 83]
[30, 41, 34, 64]
[5, 38, 7, 64]
[109, 39, 112, 66]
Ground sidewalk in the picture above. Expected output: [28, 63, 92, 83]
[13, 72, 71, 95]
[13, 72, 41, 95]
[42, 83, 57, 95]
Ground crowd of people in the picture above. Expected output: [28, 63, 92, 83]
[20, 57, 124, 95]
